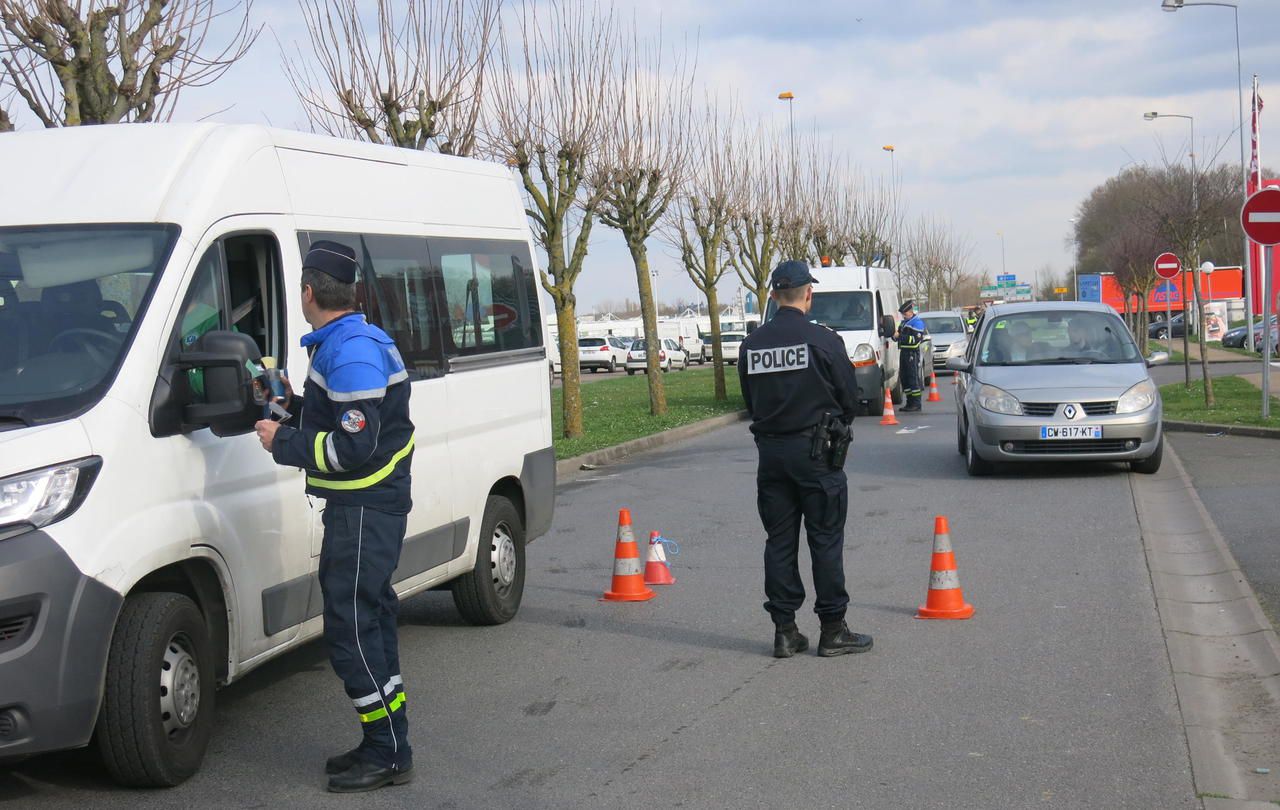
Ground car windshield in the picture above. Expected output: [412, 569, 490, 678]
[923, 315, 965, 334]
[0, 224, 179, 427]
[579, 338, 605, 347]
[977, 310, 1141, 366]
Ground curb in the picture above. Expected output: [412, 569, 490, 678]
[1131, 445, 1280, 808]
[1163, 420, 1280, 440]
[555, 411, 749, 480]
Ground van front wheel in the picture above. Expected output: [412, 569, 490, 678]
[97, 592, 215, 787]
[453, 495, 526, 625]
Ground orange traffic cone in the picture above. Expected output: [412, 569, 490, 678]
[879, 387, 899, 426]
[602, 509, 656, 602]
[927, 375, 943, 402]
[916, 516, 974, 620]
[644, 532, 677, 586]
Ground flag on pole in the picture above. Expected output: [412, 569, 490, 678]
[1250, 75, 1264, 194]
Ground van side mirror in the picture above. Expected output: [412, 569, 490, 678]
[880, 315, 896, 339]
[177, 331, 265, 437]
[746, 321, 757, 334]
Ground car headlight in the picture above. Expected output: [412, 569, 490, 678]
[851, 343, 876, 367]
[0, 458, 102, 532]
[1117, 379, 1158, 414]
[977, 384, 1022, 415]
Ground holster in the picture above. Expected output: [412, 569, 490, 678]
[810, 412, 853, 468]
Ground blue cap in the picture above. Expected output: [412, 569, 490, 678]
[770, 260, 819, 290]
[303, 240, 359, 284]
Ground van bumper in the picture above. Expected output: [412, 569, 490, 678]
[853, 365, 884, 402]
[0, 528, 120, 761]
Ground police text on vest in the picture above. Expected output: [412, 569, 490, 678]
[746, 344, 810, 375]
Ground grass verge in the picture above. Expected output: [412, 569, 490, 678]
[551, 365, 744, 459]
[1160, 376, 1280, 429]
[1207, 340, 1261, 359]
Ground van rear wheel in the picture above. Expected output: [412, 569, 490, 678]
[453, 495, 526, 625]
[97, 592, 215, 787]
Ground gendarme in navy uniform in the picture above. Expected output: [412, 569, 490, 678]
[254, 241, 415, 793]
[894, 299, 927, 412]
[738, 260, 873, 659]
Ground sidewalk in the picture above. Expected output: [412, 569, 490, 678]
[1154, 339, 1247, 363]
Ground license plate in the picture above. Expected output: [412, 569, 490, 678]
[1040, 425, 1102, 440]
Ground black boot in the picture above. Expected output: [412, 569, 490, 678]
[818, 620, 873, 657]
[773, 624, 809, 658]
[327, 760, 413, 793]
[325, 747, 362, 776]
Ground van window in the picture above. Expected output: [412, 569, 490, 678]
[297, 232, 447, 380]
[431, 237, 542, 357]
[809, 291, 874, 331]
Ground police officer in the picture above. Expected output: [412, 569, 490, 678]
[254, 241, 416, 792]
[964, 308, 979, 333]
[894, 300, 927, 412]
[738, 260, 873, 659]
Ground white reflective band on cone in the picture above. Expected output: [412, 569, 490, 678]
[613, 557, 644, 576]
[932, 532, 953, 553]
[648, 543, 668, 563]
[929, 569, 961, 589]
[618, 525, 636, 544]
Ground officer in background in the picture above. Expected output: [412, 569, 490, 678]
[964, 307, 979, 333]
[253, 241, 416, 792]
[894, 300, 927, 412]
[738, 260, 873, 659]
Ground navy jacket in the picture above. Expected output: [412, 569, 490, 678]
[895, 314, 927, 351]
[272, 313, 415, 513]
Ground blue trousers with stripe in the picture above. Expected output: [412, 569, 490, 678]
[319, 504, 411, 770]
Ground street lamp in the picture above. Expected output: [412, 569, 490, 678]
[778, 91, 796, 205]
[882, 144, 895, 185]
[1160, 0, 1253, 348]
[1146, 110, 1198, 383]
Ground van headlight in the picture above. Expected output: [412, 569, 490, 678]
[851, 343, 876, 367]
[0, 458, 102, 532]
[977, 384, 1022, 415]
[1117, 379, 1158, 414]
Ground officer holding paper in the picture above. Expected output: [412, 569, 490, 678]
[738, 260, 872, 660]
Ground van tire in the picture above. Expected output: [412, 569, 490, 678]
[97, 593, 215, 787]
[865, 394, 884, 417]
[453, 495, 526, 626]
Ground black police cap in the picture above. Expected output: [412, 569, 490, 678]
[899, 299, 915, 314]
[303, 240, 359, 284]
[770, 260, 819, 290]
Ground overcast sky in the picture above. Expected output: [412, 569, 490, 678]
[14, 0, 1280, 311]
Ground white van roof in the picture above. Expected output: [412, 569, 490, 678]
[807, 264, 895, 292]
[0, 123, 526, 235]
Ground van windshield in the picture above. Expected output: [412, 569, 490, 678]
[766, 291, 874, 331]
[0, 224, 178, 427]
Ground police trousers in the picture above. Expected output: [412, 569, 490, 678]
[319, 503, 412, 770]
[900, 348, 922, 403]
[755, 434, 850, 626]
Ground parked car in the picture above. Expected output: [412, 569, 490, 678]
[625, 338, 671, 374]
[951, 302, 1167, 476]
[1222, 315, 1277, 349]
[1148, 312, 1185, 340]
[578, 336, 628, 373]
[919, 311, 968, 375]
[1255, 325, 1280, 357]
[662, 338, 689, 370]
[719, 331, 746, 364]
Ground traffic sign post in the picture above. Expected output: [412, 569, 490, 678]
[1240, 188, 1280, 419]
[1154, 253, 1181, 354]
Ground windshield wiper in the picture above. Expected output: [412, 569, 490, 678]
[0, 411, 31, 428]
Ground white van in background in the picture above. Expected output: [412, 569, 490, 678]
[0, 124, 555, 785]
[763, 264, 903, 415]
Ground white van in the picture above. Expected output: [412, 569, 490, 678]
[763, 265, 902, 415]
[0, 124, 555, 785]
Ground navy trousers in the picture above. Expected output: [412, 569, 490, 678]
[319, 504, 411, 770]
[900, 348, 922, 406]
[755, 434, 850, 627]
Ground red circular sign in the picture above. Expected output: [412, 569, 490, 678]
[1154, 252, 1181, 280]
[1241, 187, 1280, 246]
[490, 303, 518, 330]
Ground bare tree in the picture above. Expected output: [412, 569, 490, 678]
[593, 25, 694, 416]
[664, 95, 740, 400]
[844, 175, 899, 271]
[901, 217, 973, 309]
[728, 124, 783, 317]
[0, 0, 258, 127]
[484, 0, 615, 439]
[284, 0, 497, 155]
[0, 92, 11, 131]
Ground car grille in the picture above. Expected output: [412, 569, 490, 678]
[1021, 401, 1118, 417]
[1011, 440, 1130, 455]
[934, 344, 949, 354]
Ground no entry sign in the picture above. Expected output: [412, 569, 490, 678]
[1241, 187, 1280, 246]
[1154, 252, 1181, 281]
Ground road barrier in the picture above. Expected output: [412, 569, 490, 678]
[927, 375, 943, 402]
[879, 387, 899, 426]
[916, 515, 975, 620]
[602, 509, 656, 602]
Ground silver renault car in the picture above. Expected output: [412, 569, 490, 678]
[949, 302, 1167, 476]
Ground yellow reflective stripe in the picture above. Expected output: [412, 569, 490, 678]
[357, 691, 406, 724]
[308, 435, 415, 491]
[314, 432, 330, 473]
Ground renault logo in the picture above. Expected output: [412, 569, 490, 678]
[1063, 404, 1079, 420]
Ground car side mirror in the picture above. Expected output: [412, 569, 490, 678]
[1146, 351, 1169, 368]
[177, 331, 266, 437]
[946, 356, 972, 373]
[880, 315, 895, 338]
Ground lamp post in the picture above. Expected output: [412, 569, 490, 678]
[1161, 0, 1254, 349]
[1145, 110, 1198, 383]
[778, 91, 796, 207]
[1069, 217, 1080, 299]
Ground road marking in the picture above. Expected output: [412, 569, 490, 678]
[1246, 212, 1280, 223]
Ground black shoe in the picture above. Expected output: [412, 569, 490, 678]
[818, 621, 873, 657]
[902, 403, 921, 412]
[773, 625, 809, 658]
[327, 760, 413, 793]
[325, 747, 362, 776]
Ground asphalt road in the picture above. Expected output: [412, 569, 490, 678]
[4, 394, 1199, 809]
[1169, 432, 1280, 626]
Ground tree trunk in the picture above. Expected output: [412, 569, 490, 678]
[555, 302, 584, 439]
[706, 285, 726, 401]
[1191, 266, 1215, 407]
[1136, 292, 1148, 357]
[628, 239, 667, 415]
[0, 108, 12, 133]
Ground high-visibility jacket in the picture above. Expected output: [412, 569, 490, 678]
[273, 312, 414, 513]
